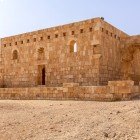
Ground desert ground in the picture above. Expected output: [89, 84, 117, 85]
[0, 100, 139, 140]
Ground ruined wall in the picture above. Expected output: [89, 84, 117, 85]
[1, 18, 103, 87]
[121, 36, 140, 84]
[99, 20, 129, 85]
[0, 81, 139, 101]
[132, 48, 140, 84]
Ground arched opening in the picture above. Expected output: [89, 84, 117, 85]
[38, 47, 45, 60]
[13, 50, 18, 60]
[70, 41, 78, 53]
[42, 67, 45, 85]
[74, 42, 78, 53]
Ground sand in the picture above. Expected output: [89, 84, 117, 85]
[0, 100, 139, 140]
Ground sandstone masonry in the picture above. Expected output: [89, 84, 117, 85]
[0, 17, 140, 100]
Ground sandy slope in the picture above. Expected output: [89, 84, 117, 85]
[0, 100, 139, 140]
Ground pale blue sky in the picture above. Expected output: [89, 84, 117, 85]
[0, 0, 139, 38]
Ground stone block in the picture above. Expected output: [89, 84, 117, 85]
[63, 83, 79, 87]
[108, 81, 134, 87]
[117, 86, 132, 94]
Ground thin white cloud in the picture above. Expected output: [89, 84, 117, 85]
[0, 0, 4, 2]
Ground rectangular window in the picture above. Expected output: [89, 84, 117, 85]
[118, 37, 121, 41]
[80, 29, 83, 33]
[34, 38, 37, 42]
[72, 31, 75, 35]
[47, 36, 50, 39]
[4, 44, 6, 47]
[89, 27, 92, 32]
[55, 34, 58, 38]
[106, 30, 108, 35]
[101, 28, 104, 32]
[21, 41, 23, 44]
[40, 37, 43, 41]
[27, 39, 30, 43]
[15, 42, 17, 45]
[63, 32, 66, 37]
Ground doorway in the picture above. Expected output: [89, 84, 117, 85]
[38, 65, 46, 85]
[42, 67, 45, 85]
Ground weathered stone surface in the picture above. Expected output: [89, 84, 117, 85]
[0, 17, 140, 101]
[0, 83, 139, 101]
[0, 17, 137, 88]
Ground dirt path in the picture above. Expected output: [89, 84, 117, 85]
[0, 100, 139, 140]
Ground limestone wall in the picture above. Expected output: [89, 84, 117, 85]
[99, 20, 129, 85]
[132, 48, 140, 84]
[0, 81, 139, 101]
[1, 17, 140, 88]
[1, 18, 102, 87]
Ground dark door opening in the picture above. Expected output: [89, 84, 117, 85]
[38, 65, 46, 85]
[42, 67, 45, 85]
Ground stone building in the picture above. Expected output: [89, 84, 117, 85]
[0, 17, 140, 88]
